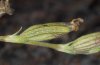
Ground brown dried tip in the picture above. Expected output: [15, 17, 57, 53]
[0, 0, 13, 17]
[70, 18, 84, 31]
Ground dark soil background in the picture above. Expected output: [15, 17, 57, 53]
[0, 0, 100, 65]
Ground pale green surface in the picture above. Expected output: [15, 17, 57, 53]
[20, 22, 71, 41]
[65, 32, 100, 54]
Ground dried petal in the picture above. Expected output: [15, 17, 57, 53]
[0, 0, 13, 17]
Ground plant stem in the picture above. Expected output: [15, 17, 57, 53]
[25, 41, 61, 50]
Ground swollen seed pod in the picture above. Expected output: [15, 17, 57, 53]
[60, 32, 100, 54]
[20, 18, 83, 41]
[0, 18, 83, 43]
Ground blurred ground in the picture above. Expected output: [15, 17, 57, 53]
[0, 0, 100, 65]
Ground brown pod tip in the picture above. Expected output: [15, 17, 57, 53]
[70, 18, 84, 31]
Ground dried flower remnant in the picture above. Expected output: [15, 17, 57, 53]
[70, 18, 84, 31]
[0, 0, 13, 17]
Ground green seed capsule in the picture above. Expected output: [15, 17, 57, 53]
[20, 18, 83, 41]
[20, 24, 71, 41]
[62, 32, 100, 54]
[0, 18, 83, 43]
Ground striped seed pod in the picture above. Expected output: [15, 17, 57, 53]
[62, 32, 100, 54]
[0, 18, 83, 44]
[20, 18, 83, 41]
